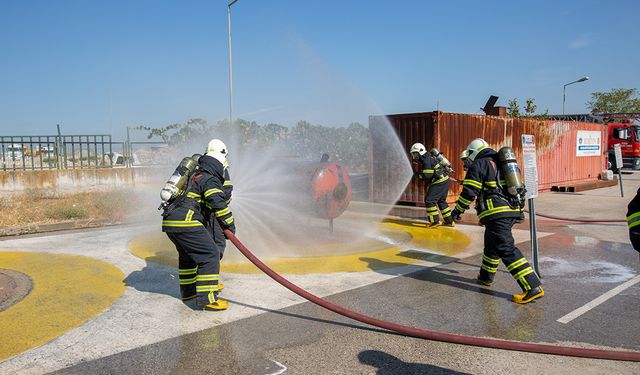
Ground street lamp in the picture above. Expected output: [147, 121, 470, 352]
[227, 0, 239, 127]
[562, 76, 589, 114]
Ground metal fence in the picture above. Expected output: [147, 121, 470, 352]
[1, 134, 169, 171]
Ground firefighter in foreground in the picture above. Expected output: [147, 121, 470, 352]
[626, 187, 640, 253]
[451, 138, 544, 304]
[410, 143, 454, 227]
[161, 139, 236, 311]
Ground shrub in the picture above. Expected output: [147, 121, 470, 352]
[47, 205, 87, 220]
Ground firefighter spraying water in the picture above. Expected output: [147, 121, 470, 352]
[160, 139, 235, 311]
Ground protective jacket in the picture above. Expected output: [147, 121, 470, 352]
[454, 148, 523, 225]
[626, 187, 640, 252]
[162, 155, 235, 232]
[222, 168, 233, 205]
[416, 153, 449, 185]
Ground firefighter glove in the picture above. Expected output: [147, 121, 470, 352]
[224, 222, 236, 238]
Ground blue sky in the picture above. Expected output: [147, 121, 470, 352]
[1, 0, 639, 138]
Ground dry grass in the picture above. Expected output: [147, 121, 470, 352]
[0, 189, 144, 228]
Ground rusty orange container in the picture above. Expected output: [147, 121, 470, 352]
[369, 111, 608, 205]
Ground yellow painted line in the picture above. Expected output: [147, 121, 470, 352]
[0, 252, 125, 361]
[129, 220, 470, 274]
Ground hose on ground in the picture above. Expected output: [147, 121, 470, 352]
[524, 210, 625, 223]
[449, 177, 626, 223]
[224, 229, 640, 362]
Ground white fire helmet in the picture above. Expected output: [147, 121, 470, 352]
[466, 138, 489, 161]
[205, 139, 229, 167]
[409, 143, 427, 156]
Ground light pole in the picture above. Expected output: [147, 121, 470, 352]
[227, 0, 239, 127]
[562, 76, 589, 114]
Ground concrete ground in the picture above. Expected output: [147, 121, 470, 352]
[0, 174, 639, 374]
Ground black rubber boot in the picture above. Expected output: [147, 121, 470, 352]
[476, 273, 494, 286]
[512, 286, 544, 304]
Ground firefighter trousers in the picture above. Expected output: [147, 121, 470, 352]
[166, 228, 221, 305]
[479, 217, 541, 292]
[425, 179, 453, 224]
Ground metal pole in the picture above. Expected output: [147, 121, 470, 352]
[528, 198, 541, 277]
[619, 169, 624, 198]
[562, 77, 589, 115]
[126, 126, 131, 168]
[56, 124, 64, 169]
[227, 0, 238, 128]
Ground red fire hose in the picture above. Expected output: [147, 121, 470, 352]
[449, 178, 627, 223]
[224, 229, 640, 362]
[524, 211, 626, 223]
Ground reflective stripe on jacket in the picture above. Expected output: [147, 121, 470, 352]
[417, 153, 449, 185]
[454, 148, 523, 225]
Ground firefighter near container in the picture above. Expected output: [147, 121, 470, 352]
[409, 143, 454, 227]
[451, 138, 544, 304]
[160, 139, 236, 311]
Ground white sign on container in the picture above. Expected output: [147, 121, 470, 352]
[614, 143, 623, 170]
[576, 130, 601, 157]
[521, 134, 538, 199]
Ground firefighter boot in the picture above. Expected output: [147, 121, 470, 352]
[427, 221, 441, 228]
[200, 298, 228, 311]
[196, 291, 228, 311]
[512, 286, 544, 304]
[476, 273, 493, 286]
[442, 221, 456, 227]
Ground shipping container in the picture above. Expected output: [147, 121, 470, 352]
[369, 111, 608, 205]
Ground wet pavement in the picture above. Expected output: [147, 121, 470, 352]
[48, 229, 640, 375]
[1, 174, 639, 374]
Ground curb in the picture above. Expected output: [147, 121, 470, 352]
[0, 219, 127, 237]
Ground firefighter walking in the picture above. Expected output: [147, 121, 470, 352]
[410, 143, 454, 227]
[162, 139, 236, 311]
[451, 138, 544, 304]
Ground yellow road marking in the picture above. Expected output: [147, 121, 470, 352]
[0, 252, 124, 361]
[129, 220, 470, 274]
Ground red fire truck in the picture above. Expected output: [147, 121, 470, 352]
[602, 113, 640, 170]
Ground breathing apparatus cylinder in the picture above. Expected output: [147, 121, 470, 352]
[159, 155, 200, 207]
[429, 148, 454, 175]
[497, 147, 524, 196]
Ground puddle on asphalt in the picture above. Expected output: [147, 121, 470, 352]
[540, 256, 636, 283]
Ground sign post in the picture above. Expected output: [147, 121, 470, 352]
[522, 134, 540, 277]
[614, 143, 624, 198]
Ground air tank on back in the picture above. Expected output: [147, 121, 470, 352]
[497, 147, 524, 196]
[159, 154, 201, 209]
[429, 148, 454, 175]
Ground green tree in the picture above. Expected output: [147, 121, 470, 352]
[524, 98, 537, 116]
[507, 99, 521, 117]
[507, 98, 548, 118]
[586, 88, 640, 113]
[135, 118, 214, 146]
